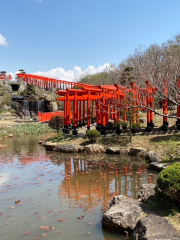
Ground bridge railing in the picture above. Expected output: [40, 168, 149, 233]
[38, 111, 73, 122]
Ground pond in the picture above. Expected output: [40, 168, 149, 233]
[0, 135, 158, 240]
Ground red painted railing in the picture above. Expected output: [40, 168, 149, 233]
[0, 75, 12, 80]
[38, 111, 72, 122]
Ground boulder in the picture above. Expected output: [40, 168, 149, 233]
[78, 146, 86, 153]
[120, 147, 128, 155]
[129, 148, 147, 157]
[167, 105, 176, 111]
[54, 144, 78, 153]
[18, 83, 26, 92]
[2, 104, 11, 111]
[148, 162, 167, 172]
[44, 95, 52, 102]
[42, 142, 56, 151]
[145, 151, 160, 163]
[139, 118, 146, 123]
[47, 101, 58, 112]
[106, 147, 121, 154]
[138, 184, 156, 202]
[102, 195, 144, 236]
[131, 214, 179, 240]
[85, 144, 106, 153]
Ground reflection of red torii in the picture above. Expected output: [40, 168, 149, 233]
[19, 155, 50, 165]
[58, 159, 152, 209]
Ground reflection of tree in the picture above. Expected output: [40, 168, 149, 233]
[58, 159, 153, 210]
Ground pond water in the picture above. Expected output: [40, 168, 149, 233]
[0, 135, 158, 240]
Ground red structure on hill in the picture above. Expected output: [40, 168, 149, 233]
[17, 73, 176, 135]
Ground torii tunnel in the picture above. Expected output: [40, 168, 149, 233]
[16, 73, 180, 135]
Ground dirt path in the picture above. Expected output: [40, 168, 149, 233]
[0, 119, 32, 129]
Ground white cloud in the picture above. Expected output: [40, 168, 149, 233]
[0, 34, 8, 47]
[33, 63, 111, 82]
[8, 63, 111, 81]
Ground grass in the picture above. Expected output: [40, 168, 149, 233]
[98, 135, 130, 147]
[46, 133, 78, 142]
[3, 123, 55, 137]
[144, 200, 180, 235]
[150, 135, 180, 161]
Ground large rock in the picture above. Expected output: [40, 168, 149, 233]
[139, 118, 146, 123]
[102, 195, 144, 236]
[138, 184, 156, 202]
[145, 151, 160, 163]
[42, 142, 56, 151]
[131, 214, 179, 240]
[85, 144, 106, 153]
[47, 101, 58, 112]
[78, 146, 86, 153]
[148, 162, 167, 171]
[106, 147, 121, 154]
[129, 148, 147, 157]
[2, 104, 11, 111]
[54, 144, 78, 153]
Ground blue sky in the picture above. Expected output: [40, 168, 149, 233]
[1, 0, 180, 80]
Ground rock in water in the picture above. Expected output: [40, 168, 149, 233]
[138, 184, 156, 202]
[131, 214, 179, 240]
[106, 147, 121, 154]
[129, 148, 147, 157]
[145, 151, 160, 162]
[102, 195, 144, 236]
[85, 144, 106, 153]
[54, 144, 78, 153]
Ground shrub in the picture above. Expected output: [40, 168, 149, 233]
[157, 162, 180, 202]
[48, 115, 64, 135]
[86, 129, 101, 142]
[113, 121, 122, 128]
[131, 122, 141, 129]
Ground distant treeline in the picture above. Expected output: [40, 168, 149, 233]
[78, 33, 180, 87]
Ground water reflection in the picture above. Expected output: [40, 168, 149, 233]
[58, 159, 155, 210]
[0, 136, 157, 240]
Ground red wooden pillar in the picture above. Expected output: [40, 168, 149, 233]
[105, 100, 109, 125]
[101, 90, 106, 135]
[87, 91, 91, 130]
[113, 107, 117, 122]
[111, 107, 113, 120]
[63, 93, 68, 133]
[73, 92, 78, 135]
[82, 101, 85, 126]
[79, 101, 82, 127]
[91, 101, 95, 123]
[77, 100, 79, 128]
[177, 77, 180, 128]
[66, 92, 70, 126]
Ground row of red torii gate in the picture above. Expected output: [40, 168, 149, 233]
[16, 73, 180, 135]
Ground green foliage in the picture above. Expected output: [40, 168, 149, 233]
[86, 129, 101, 142]
[131, 122, 141, 129]
[113, 121, 122, 128]
[4, 123, 54, 136]
[113, 121, 128, 128]
[0, 71, 6, 75]
[1, 93, 12, 106]
[48, 115, 64, 135]
[19, 69, 26, 73]
[18, 84, 35, 96]
[157, 162, 180, 202]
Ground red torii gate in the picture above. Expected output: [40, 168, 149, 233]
[16, 73, 180, 135]
[0, 74, 12, 80]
